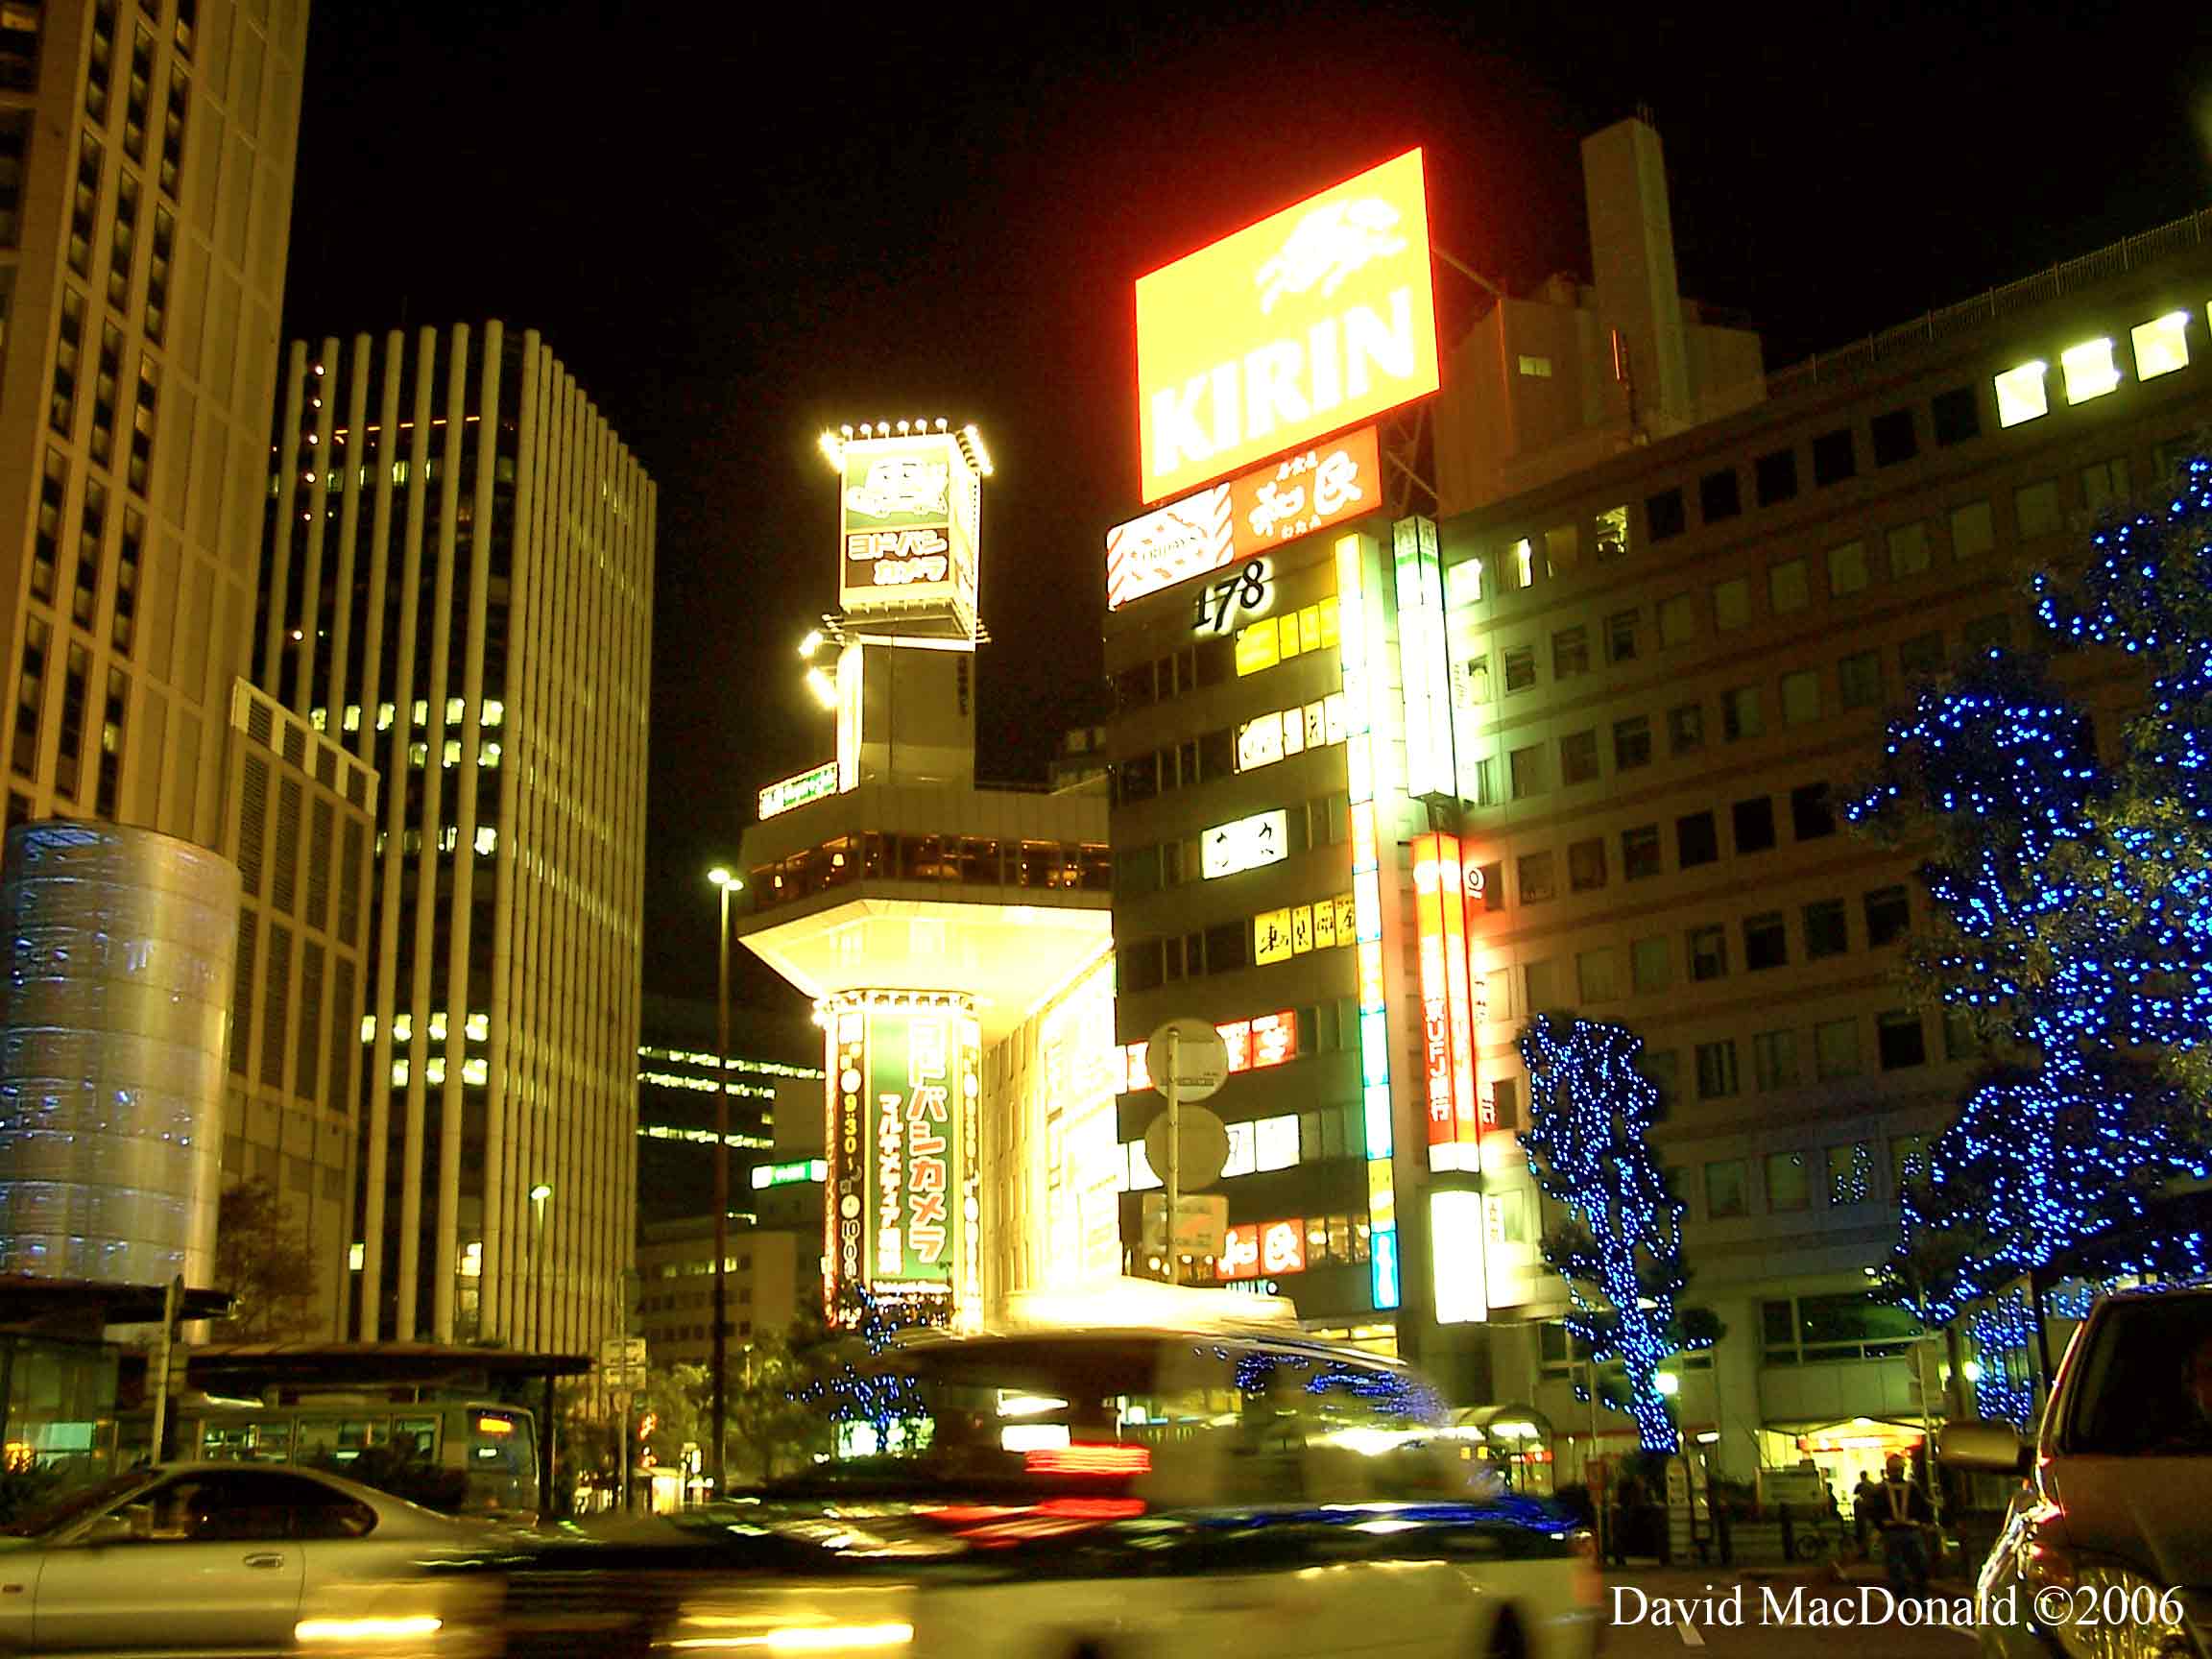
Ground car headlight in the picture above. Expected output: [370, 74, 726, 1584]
[2017, 1542, 2194, 1659]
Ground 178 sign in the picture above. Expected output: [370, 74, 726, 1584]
[1192, 558, 1271, 636]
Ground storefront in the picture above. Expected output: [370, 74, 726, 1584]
[1448, 1403, 1554, 1496]
[1762, 1416, 1930, 1514]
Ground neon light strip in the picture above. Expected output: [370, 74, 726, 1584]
[1337, 533, 1399, 1311]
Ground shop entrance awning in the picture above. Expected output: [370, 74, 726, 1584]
[1791, 1415, 1929, 1454]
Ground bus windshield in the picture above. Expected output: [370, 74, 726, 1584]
[463, 1409, 537, 1515]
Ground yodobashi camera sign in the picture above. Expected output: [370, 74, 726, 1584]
[1134, 148, 1439, 504]
[837, 431, 983, 619]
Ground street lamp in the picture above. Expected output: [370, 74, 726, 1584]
[528, 1184, 551, 1344]
[706, 866, 743, 1502]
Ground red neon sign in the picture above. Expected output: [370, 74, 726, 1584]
[1413, 831, 1483, 1147]
[1025, 1443, 1153, 1477]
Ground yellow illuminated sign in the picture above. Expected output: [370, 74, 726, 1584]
[1254, 892, 1356, 966]
[1136, 150, 1439, 503]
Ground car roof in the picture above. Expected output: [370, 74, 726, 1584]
[138, 1461, 449, 1518]
[2102, 1279, 2212, 1303]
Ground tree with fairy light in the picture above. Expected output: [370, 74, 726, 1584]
[1851, 455, 2212, 1319]
[786, 1288, 928, 1457]
[1518, 1013, 1709, 1454]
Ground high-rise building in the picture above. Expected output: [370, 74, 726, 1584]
[633, 992, 821, 1228]
[257, 322, 654, 1358]
[0, 0, 308, 840]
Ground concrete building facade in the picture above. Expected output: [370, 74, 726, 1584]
[0, 0, 307, 842]
[256, 322, 654, 1358]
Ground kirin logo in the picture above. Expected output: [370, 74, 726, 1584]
[1256, 197, 1407, 315]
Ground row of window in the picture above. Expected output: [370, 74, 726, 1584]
[1117, 891, 1357, 993]
[1541, 1292, 1924, 1372]
[752, 834, 1113, 909]
[1990, 309, 2200, 428]
[1118, 1100, 1367, 1190]
[1118, 792, 1348, 896]
[1496, 779, 1839, 905]
[1696, 1130, 1929, 1228]
[1521, 886, 1912, 1017]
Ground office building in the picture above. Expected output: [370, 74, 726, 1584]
[636, 1217, 813, 1369]
[633, 992, 822, 1228]
[257, 321, 654, 1358]
[217, 678, 375, 1336]
[1104, 113, 2212, 1492]
[0, 0, 308, 841]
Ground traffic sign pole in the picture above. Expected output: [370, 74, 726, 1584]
[1166, 1025, 1181, 1285]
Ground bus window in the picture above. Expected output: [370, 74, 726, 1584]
[393, 1417, 438, 1460]
[465, 1410, 537, 1517]
[202, 1419, 292, 1463]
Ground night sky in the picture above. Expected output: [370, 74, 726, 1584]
[283, 3, 2208, 1015]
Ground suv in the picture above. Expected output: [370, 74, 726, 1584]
[1941, 1281, 2212, 1657]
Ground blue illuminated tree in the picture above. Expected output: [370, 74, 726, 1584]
[1517, 1014, 1700, 1453]
[1852, 455, 2212, 1315]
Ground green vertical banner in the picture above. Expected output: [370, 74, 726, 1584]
[865, 1008, 955, 1290]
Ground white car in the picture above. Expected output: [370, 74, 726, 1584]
[479, 1320, 1602, 1659]
[0, 1460, 499, 1655]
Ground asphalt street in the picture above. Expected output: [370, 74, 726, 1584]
[1597, 1569, 1983, 1655]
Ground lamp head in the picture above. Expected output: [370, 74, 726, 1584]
[529, 1183, 552, 1203]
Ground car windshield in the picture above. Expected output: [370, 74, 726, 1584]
[0, 1472, 151, 1539]
[2066, 1296, 2212, 1455]
[759, 1333, 1490, 1507]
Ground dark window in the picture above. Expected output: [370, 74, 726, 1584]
[1864, 884, 1911, 947]
[1899, 631, 1945, 677]
[1932, 385, 1981, 446]
[1706, 1160, 1748, 1218]
[1839, 649, 1883, 711]
[1199, 727, 1233, 781]
[1755, 447, 1799, 506]
[1116, 754, 1157, 805]
[1623, 824, 1662, 880]
[1744, 911, 1787, 971]
[1118, 940, 1163, 993]
[1804, 899, 1848, 959]
[1877, 1011, 1927, 1071]
[1668, 703, 1704, 755]
[1646, 487, 1687, 542]
[1606, 610, 1640, 663]
[1613, 715, 1650, 770]
[1677, 810, 1719, 868]
[1870, 408, 1918, 467]
[1699, 469, 1741, 523]
[1553, 625, 1590, 679]
[1688, 925, 1728, 981]
[1202, 922, 1247, 975]
[1479, 862, 1504, 912]
[1732, 796, 1776, 854]
[1964, 613, 2012, 653]
[1791, 781, 1836, 840]
[1568, 837, 1607, 892]
[1503, 645, 1536, 692]
[1813, 427, 1857, 486]
[1560, 728, 1599, 784]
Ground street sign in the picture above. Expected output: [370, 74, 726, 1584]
[1144, 1103, 1230, 1190]
[1144, 1017, 1230, 1101]
[601, 1335, 648, 1391]
[1140, 1191, 1231, 1259]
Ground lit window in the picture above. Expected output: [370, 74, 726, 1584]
[390, 1060, 409, 1087]
[441, 739, 461, 767]
[412, 700, 429, 724]
[466, 1012, 489, 1042]
[393, 1014, 413, 1041]
[1445, 558, 1483, 608]
[474, 826, 497, 856]
[408, 741, 427, 767]
[309, 707, 327, 731]
[428, 1013, 447, 1041]
[1511, 539, 1536, 589]
[1516, 354, 1552, 377]
[375, 702, 394, 731]
[482, 700, 505, 727]
[349, 1242, 366, 1270]
[1993, 361, 2048, 427]
[462, 1057, 489, 1087]
[446, 697, 466, 723]
[2135, 312, 2190, 380]
[2060, 338, 2121, 404]
[425, 1056, 447, 1085]
[479, 742, 501, 769]
[342, 705, 361, 733]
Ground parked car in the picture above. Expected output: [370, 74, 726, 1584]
[458, 1314, 1602, 1659]
[0, 1460, 500, 1655]
[1940, 1280, 2212, 1657]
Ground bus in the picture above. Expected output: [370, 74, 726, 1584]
[111, 1394, 541, 1522]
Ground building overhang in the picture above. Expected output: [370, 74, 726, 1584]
[737, 893, 1111, 1046]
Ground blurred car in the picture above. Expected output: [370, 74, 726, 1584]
[468, 1313, 1602, 1659]
[1940, 1280, 2212, 1657]
[0, 1459, 499, 1655]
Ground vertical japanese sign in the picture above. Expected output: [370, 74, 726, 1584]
[826, 1009, 868, 1314]
[867, 1009, 951, 1288]
[1413, 831, 1481, 1167]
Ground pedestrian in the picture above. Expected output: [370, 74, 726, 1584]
[1852, 1469, 1881, 1559]
[1875, 1454, 1933, 1595]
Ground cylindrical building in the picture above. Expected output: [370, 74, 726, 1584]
[0, 822, 241, 1288]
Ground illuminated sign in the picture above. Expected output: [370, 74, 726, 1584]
[1232, 426, 1381, 549]
[1237, 693, 1348, 772]
[832, 430, 984, 620]
[1393, 517, 1455, 799]
[1222, 1217, 1308, 1280]
[1431, 1190, 1488, 1324]
[1190, 559, 1273, 636]
[1135, 150, 1438, 503]
[1236, 597, 1337, 677]
[1121, 1007, 1298, 1095]
[1202, 808, 1288, 879]
[1413, 831, 1481, 1169]
[1337, 531, 1399, 1310]
[823, 996, 981, 1320]
[1253, 892, 1356, 966]
[1105, 427, 1380, 612]
[752, 1158, 829, 1190]
[758, 761, 839, 821]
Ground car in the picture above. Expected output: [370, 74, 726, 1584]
[0, 1459, 503, 1655]
[466, 1311, 1602, 1659]
[1939, 1280, 2212, 1658]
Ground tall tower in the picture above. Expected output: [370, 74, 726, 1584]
[736, 421, 1116, 1333]
[0, 0, 309, 839]
[258, 323, 655, 1356]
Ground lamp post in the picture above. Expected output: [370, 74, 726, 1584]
[707, 866, 742, 1503]
[528, 1183, 551, 1511]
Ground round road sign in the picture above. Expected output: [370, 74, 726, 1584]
[1143, 1104, 1231, 1190]
[1144, 1017, 1230, 1102]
